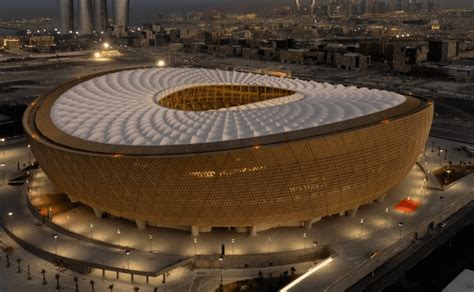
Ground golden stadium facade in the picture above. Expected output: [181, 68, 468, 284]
[24, 68, 433, 233]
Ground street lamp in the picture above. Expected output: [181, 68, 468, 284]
[90, 223, 94, 239]
[7, 212, 13, 231]
[360, 218, 364, 238]
[27, 144, 32, 165]
[303, 233, 307, 249]
[398, 221, 404, 243]
[103, 42, 110, 49]
[0, 162, 5, 186]
[439, 149, 443, 166]
[66, 215, 70, 231]
[0, 138, 5, 156]
[312, 241, 319, 264]
[268, 237, 272, 253]
[193, 238, 197, 256]
[116, 229, 121, 245]
[125, 249, 130, 269]
[219, 255, 224, 291]
[149, 234, 153, 252]
[385, 208, 389, 227]
[231, 238, 235, 255]
[53, 234, 58, 255]
[157, 60, 166, 68]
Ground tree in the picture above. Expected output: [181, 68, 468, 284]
[55, 274, 60, 290]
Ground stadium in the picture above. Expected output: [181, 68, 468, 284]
[23, 68, 433, 235]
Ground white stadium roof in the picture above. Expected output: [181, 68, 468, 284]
[50, 68, 406, 146]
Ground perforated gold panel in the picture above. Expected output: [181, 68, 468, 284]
[25, 99, 433, 228]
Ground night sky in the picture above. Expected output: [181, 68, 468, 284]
[0, 0, 472, 21]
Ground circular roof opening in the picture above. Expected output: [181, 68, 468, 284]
[157, 84, 296, 111]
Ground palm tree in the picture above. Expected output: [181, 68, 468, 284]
[41, 269, 46, 285]
[55, 274, 60, 290]
[291, 266, 296, 276]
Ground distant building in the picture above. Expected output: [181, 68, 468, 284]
[25, 36, 55, 48]
[3, 38, 21, 50]
[57, 0, 74, 34]
[93, 0, 108, 33]
[78, 0, 94, 35]
[392, 45, 428, 73]
[428, 40, 458, 63]
[445, 66, 474, 83]
[113, 0, 130, 29]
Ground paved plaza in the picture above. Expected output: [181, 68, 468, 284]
[0, 137, 473, 291]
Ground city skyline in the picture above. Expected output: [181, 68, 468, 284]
[0, 0, 473, 20]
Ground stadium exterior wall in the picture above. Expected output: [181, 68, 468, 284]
[24, 72, 434, 230]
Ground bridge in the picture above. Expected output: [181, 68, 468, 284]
[0, 21, 56, 32]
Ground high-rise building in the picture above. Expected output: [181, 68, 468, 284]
[79, 0, 94, 35]
[93, 0, 108, 33]
[113, 0, 130, 28]
[310, 0, 317, 16]
[57, 0, 74, 34]
[294, 0, 301, 13]
[294, 0, 318, 16]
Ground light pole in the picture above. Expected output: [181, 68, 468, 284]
[116, 229, 121, 245]
[193, 238, 197, 256]
[7, 212, 13, 232]
[398, 221, 404, 246]
[303, 233, 307, 249]
[53, 234, 58, 255]
[231, 238, 235, 255]
[0, 138, 5, 156]
[312, 241, 319, 264]
[66, 215, 70, 231]
[268, 237, 272, 253]
[27, 144, 32, 165]
[125, 249, 130, 269]
[90, 223, 94, 239]
[385, 208, 389, 227]
[219, 255, 224, 292]
[149, 234, 153, 252]
[439, 149, 443, 166]
[360, 218, 364, 238]
[1, 162, 5, 186]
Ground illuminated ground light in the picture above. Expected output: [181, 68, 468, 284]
[395, 198, 421, 213]
[280, 257, 334, 292]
